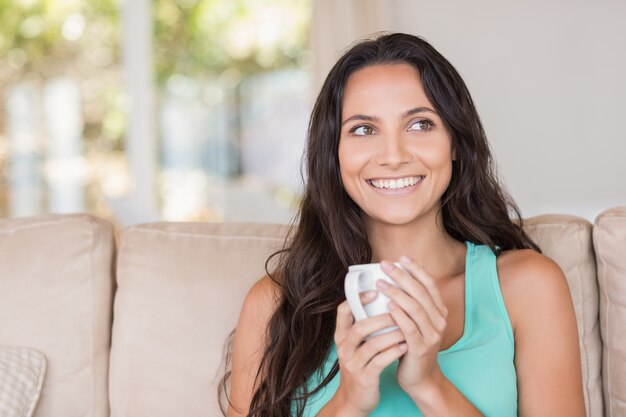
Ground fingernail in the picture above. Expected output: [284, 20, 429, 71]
[399, 343, 408, 352]
[400, 255, 412, 264]
[363, 290, 377, 301]
[388, 300, 397, 310]
[376, 279, 390, 290]
[381, 260, 394, 272]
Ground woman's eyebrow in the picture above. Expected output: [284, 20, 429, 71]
[402, 106, 437, 117]
[342, 106, 437, 126]
[341, 114, 379, 125]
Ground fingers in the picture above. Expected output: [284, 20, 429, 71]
[361, 342, 407, 380]
[382, 260, 445, 316]
[342, 329, 407, 379]
[387, 292, 439, 344]
[335, 300, 395, 343]
[347, 314, 398, 346]
[349, 328, 405, 367]
[335, 301, 406, 386]
[388, 299, 443, 350]
[360, 290, 378, 305]
[399, 256, 448, 315]
[377, 260, 448, 342]
[335, 300, 355, 345]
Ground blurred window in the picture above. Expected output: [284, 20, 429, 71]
[155, 0, 312, 223]
[0, 0, 312, 226]
[0, 0, 125, 220]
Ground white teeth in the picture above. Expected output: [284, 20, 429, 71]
[369, 176, 422, 190]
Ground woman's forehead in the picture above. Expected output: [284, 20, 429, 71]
[342, 64, 434, 118]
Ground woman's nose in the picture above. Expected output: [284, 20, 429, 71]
[374, 136, 412, 167]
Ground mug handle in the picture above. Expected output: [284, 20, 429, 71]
[344, 270, 370, 321]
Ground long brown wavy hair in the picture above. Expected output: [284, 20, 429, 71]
[219, 32, 540, 417]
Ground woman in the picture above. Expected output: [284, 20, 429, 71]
[221, 33, 585, 416]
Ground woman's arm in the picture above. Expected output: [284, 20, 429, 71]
[226, 276, 279, 417]
[498, 250, 586, 417]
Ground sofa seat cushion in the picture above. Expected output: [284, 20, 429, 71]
[110, 222, 287, 417]
[0, 346, 47, 417]
[593, 206, 626, 417]
[0, 214, 115, 417]
[524, 214, 603, 417]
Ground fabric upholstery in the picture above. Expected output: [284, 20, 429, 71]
[0, 214, 115, 417]
[109, 222, 288, 417]
[523, 214, 603, 417]
[593, 206, 626, 417]
[0, 346, 46, 417]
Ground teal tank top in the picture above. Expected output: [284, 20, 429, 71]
[292, 242, 518, 416]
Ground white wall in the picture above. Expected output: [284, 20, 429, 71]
[390, 0, 626, 220]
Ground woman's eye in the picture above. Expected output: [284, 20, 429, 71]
[352, 125, 375, 136]
[409, 119, 433, 131]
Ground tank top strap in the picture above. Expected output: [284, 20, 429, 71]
[465, 242, 515, 348]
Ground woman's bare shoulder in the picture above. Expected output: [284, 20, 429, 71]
[237, 275, 282, 335]
[496, 249, 566, 289]
[495, 248, 572, 332]
[496, 248, 562, 278]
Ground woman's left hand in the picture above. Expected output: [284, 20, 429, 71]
[377, 256, 449, 395]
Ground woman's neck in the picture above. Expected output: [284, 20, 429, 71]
[365, 212, 466, 281]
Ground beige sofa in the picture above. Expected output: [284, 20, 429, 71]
[0, 207, 624, 417]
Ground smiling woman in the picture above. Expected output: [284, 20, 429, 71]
[221, 33, 585, 417]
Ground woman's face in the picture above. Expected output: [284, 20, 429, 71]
[338, 63, 455, 228]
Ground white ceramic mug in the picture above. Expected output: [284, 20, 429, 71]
[344, 263, 400, 338]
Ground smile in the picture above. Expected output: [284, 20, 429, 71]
[366, 176, 424, 190]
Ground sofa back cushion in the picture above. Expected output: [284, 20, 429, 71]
[109, 222, 287, 417]
[593, 206, 626, 417]
[524, 214, 603, 417]
[0, 214, 115, 417]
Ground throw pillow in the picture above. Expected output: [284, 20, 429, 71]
[0, 346, 47, 417]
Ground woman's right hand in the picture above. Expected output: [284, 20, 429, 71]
[331, 291, 408, 416]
